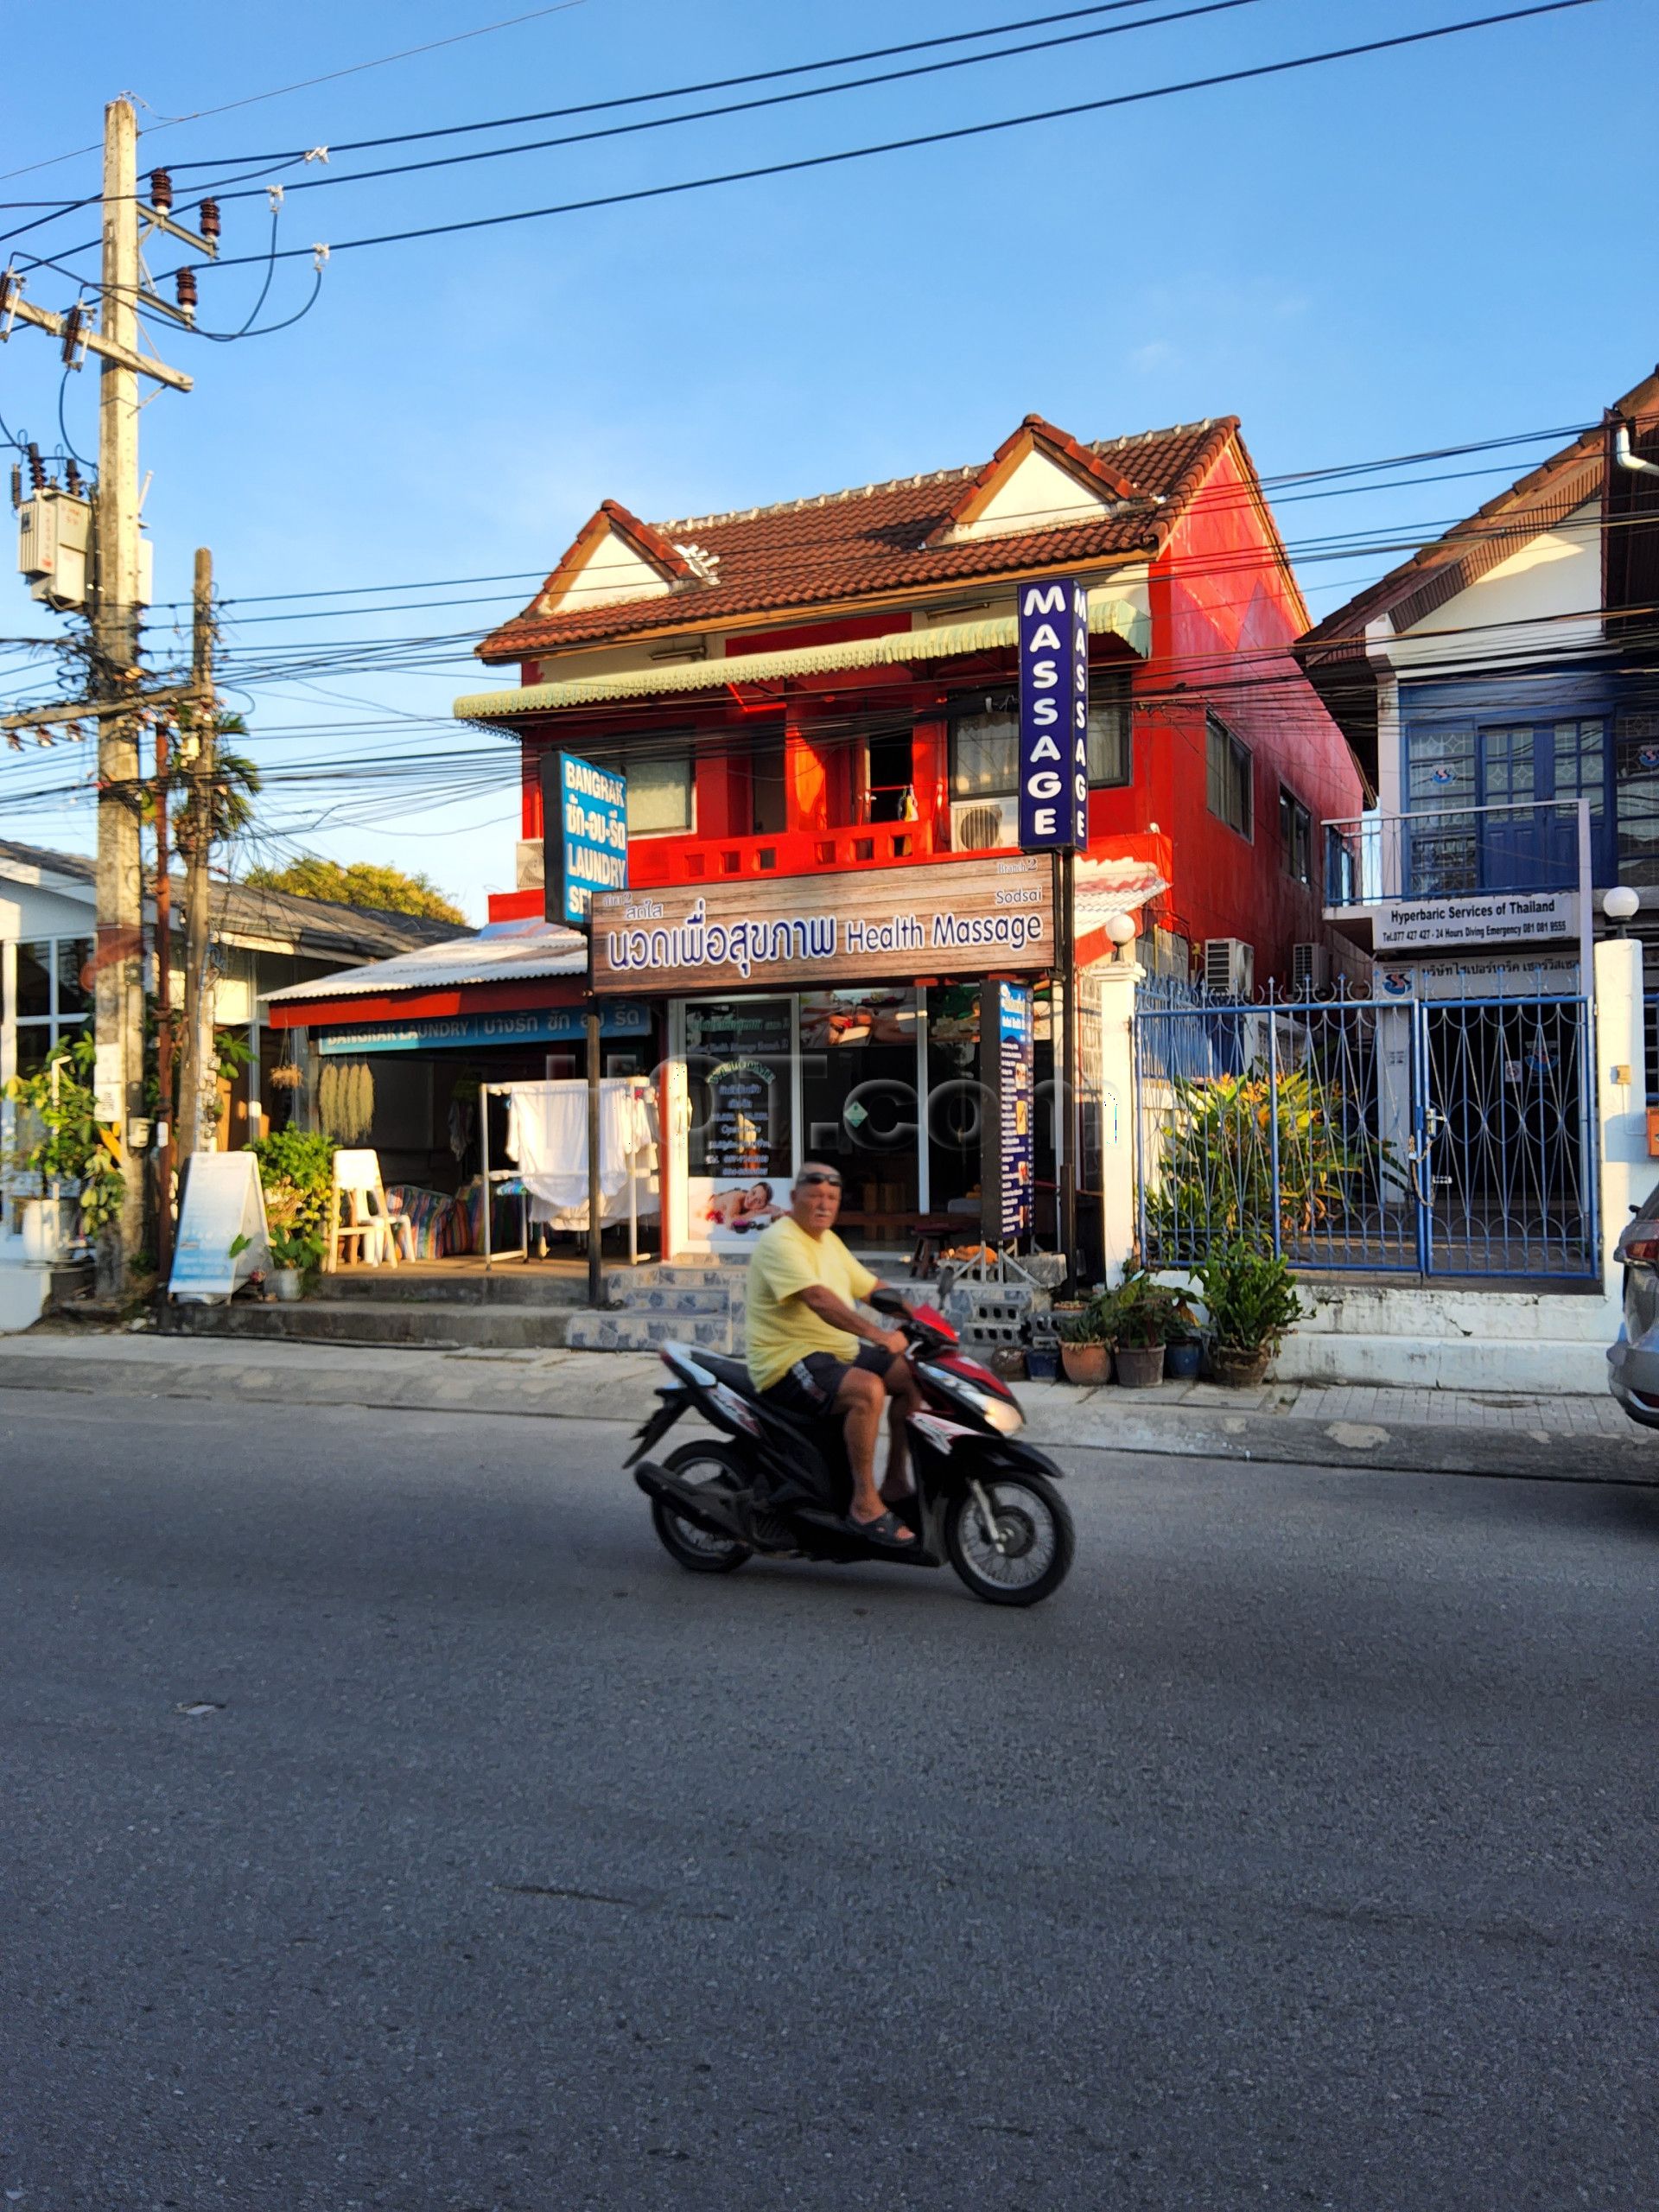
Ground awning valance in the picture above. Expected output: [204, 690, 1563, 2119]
[454, 586, 1148, 721]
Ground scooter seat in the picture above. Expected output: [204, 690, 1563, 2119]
[697, 1351, 756, 1397]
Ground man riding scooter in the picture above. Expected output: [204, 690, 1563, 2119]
[744, 1163, 924, 1544]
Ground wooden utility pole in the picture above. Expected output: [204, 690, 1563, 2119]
[92, 95, 146, 1294]
[176, 549, 217, 1163]
[153, 715, 174, 1275]
[3, 100, 216, 1287]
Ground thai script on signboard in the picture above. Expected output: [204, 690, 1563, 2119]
[542, 750, 628, 927]
[995, 982, 1035, 1241]
[1017, 578, 1090, 851]
[601, 894, 1045, 982]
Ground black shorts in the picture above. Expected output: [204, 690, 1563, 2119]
[763, 1343, 893, 1418]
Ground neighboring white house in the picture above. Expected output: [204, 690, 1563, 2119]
[1, 837, 454, 1251]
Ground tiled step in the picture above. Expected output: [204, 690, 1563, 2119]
[613, 1285, 733, 1316]
[163, 1299, 572, 1350]
[565, 1310, 734, 1352]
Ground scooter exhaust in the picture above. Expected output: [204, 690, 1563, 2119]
[632, 1461, 745, 1542]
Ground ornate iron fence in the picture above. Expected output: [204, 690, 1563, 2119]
[1133, 976, 1598, 1280]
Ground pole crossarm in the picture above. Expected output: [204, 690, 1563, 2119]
[137, 203, 218, 260]
[1, 685, 201, 734]
[0, 284, 192, 391]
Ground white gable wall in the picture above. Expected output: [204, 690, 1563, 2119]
[544, 524, 673, 614]
[1389, 498, 1605, 672]
[950, 447, 1118, 542]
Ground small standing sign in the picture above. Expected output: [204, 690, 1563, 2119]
[168, 1151, 270, 1303]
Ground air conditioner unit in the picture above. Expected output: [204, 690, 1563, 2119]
[950, 795, 1016, 852]
[1203, 937, 1255, 998]
[18, 488, 91, 611]
[1291, 942, 1331, 993]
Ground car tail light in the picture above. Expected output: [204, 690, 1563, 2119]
[1624, 1236, 1659, 1263]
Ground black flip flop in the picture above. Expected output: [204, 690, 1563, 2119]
[850, 1508, 916, 1546]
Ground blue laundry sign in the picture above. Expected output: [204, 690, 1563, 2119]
[542, 750, 628, 927]
[316, 1003, 650, 1055]
[1016, 578, 1090, 851]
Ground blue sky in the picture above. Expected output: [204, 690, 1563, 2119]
[1, 0, 1651, 918]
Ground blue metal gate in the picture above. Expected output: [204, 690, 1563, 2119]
[1133, 978, 1599, 1281]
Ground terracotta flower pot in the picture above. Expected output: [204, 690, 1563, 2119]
[1211, 1344, 1272, 1389]
[1060, 1341, 1112, 1386]
[1114, 1342, 1166, 1390]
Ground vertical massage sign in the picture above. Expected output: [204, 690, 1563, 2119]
[1017, 579, 1090, 852]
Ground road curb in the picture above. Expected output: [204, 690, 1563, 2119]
[2, 1345, 1654, 1488]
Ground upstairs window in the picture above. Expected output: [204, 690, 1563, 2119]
[625, 748, 695, 836]
[1206, 715, 1253, 840]
[1279, 785, 1312, 883]
[950, 677, 1133, 798]
[950, 708, 1019, 798]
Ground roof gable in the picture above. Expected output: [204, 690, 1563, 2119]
[1301, 362, 1659, 650]
[925, 415, 1142, 546]
[531, 499, 704, 618]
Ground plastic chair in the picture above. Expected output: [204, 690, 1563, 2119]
[327, 1149, 414, 1270]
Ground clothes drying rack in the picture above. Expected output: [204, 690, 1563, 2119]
[477, 1077, 651, 1270]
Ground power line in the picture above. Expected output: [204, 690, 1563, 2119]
[177, 2, 1606, 271]
[0, 2, 595, 183]
[0, 0, 1257, 265]
[195, 0, 1275, 211]
[168, 0, 1231, 168]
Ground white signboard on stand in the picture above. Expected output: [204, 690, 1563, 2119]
[169, 1152, 270, 1304]
[1372, 890, 1578, 952]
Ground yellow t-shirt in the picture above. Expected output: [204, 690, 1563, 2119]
[745, 1214, 879, 1392]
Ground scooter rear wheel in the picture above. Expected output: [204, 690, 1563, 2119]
[944, 1470, 1073, 1606]
[650, 1441, 753, 1575]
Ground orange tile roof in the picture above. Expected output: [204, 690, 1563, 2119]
[478, 415, 1234, 663]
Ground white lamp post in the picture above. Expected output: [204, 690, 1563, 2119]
[1604, 885, 1640, 939]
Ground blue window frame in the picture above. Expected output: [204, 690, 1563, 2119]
[1402, 696, 1642, 893]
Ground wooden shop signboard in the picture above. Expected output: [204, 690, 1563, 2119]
[589, 856, 1054, 995]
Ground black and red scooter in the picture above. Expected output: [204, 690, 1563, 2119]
[628, 1288, 1074, 1606]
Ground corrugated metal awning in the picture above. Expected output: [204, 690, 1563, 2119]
[265, 917, 586, 1007]
[454, 585, 1149, 721]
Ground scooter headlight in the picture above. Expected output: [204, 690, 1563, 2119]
[933, 1370, 1024, 1435]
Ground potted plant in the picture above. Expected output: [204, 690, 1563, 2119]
[1163, 1288, 1206, 1381]
[1101, 1271, 1183, 1389]
[1193, 1241, 1305, 1387]
[265, 1217, 325, 1300]
[3, 1033, 124, 1257]
[248, 1129, 334, 1299]
[1057, 1302, 1113, 1386]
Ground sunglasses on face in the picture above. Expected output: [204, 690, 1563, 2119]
[797, 1173, 842, 1191]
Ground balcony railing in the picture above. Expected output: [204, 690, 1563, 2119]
[1324, 798, 1594, 912]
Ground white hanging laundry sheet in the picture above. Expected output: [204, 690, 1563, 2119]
[504, 1079, 659, 1229]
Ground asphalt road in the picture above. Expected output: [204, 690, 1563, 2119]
[3, 1389, 1656, 2212]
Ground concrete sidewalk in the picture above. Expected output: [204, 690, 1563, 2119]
[0, 1325, 1651, 1487]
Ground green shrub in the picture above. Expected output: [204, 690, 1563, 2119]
[1193, 1241, 1305, 1354]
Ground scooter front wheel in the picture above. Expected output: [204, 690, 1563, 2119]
[944, 1470, 1073, 1606]
[650, 1441, 753, 1575]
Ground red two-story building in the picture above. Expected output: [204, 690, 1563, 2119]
[270, 410, 1364, 1266]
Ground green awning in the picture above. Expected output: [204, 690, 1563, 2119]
[454, 588, 1149, 721]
